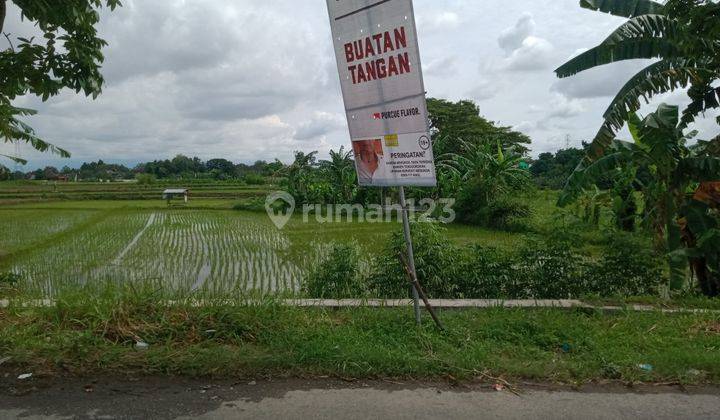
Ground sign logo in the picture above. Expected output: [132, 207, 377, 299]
[371, 107, 421, 121]
[418, 135, 431, 151]
[265, 191, 295, 230]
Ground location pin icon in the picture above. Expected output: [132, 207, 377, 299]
[265, 191, 295, 230]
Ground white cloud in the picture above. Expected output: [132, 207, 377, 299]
[501, 36, 555, 71]
[466, 79, 499, 101]
[494, 13, 555, 72]
[513, 121, 536, 134]
[498, 12, 536, 54]
[294, 112, 346, 141]
[545, 94, 586, 119]
[418, 11, 461, 32]
[424, 56, 459, 77]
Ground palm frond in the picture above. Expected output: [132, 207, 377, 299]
[556, 38, 680, 78]
[0, 153, 27, 165]
[581, 60, 704, 164]
[602, 14, 678, 46]
[680, 86, 720, 129]
[580, 0, 665, 18]
[681, 157, 720, 182]
[559, 149, 634, 206]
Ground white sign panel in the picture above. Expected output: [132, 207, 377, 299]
[326, 0, 437, 187]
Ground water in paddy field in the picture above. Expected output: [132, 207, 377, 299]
[7, 210, 332, 296]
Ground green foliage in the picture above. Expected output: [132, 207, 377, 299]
[560, 104, 720, 292]
[442, 141, 533, 230]
[303, 243, 366, 299]
[455, 246, 514, 298]
[1, 0, 122, 160]
[135, 173, 155, 186]
[679, 198, 720, 297]
[555, 0, 719, 170]
[365, 224, 664, 300]
[531, 148, 586, 189]
[0, 271, 21, 286]
[427, 98, 531, 156]
[319, 146, 356, 204]
[510, 235, 588, 299]
[3, 287, 720, 382]
[369, 222, 460, 299]
[580, 0, 665, 18]
[242, 173, 265, 185]
[587, 233, 664, 296]
[456, 189, 532, 232]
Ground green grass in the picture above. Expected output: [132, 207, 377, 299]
[1, 198, 532, 296]
[1, 287, 718, 383]
[0, 180, 275, 203]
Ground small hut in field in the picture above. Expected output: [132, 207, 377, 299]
[162, 188, 189, 206]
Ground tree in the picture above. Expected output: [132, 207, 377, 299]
[319, 146, 356, 203]
[530, 147, 586, 189]
[282, 151, 319, 203]
[0, 163, 9, 180]
[206, 158, 235, 179]
[1, 0, 121, 163]
[439, 141, 531, 228]
[560, 103, 720, 293]
[427, 98, 531, 156]
[555, 0, 720, 168]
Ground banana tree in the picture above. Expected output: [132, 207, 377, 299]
[678, 186, 720, 297]
[438, 140, 529, 203]
[560, 103, 720, 292]
[320, 146, 356, 203]
[555, 0, 720, 169]
[280, 151, 319, 203]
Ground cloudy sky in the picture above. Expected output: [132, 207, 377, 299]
[1, 0, 716, 170]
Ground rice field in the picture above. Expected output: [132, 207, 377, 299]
[0, 194, 535, 296]
[0, 206, 332, 295]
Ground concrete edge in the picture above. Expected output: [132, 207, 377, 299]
[0, 298, 717, 314]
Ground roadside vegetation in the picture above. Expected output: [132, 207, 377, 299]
[1, 285, 718, 383]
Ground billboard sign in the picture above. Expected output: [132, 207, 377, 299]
[326, 0, 437, 187]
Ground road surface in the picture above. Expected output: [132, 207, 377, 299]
[1, 377, 718, 419]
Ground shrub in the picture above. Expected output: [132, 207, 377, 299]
[0, 272, 20, 284]
[510, 234, 588, 299]
[369, 222, 461, 299]
[0, 272, 21, 292]
[485, 198, 533, 232]
[455, 177, 533, 232]
[242, 174, 266, 185]
[456, 246, 515, 298]
[135, 173, 156, 185]
[233, 198, 265, 212]
[587, 233, 664, 296]
[303, 243, 366, 299]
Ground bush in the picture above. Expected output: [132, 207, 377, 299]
[135, 173, 156, 185]
[455, 177, 533, 232]
[485, 199, 533, 232]
[303, 243, 366, 299]
[456, 246, 515, 298]
[369, 222, 461, 299]
[510, 234, 588, 299]
[242, 174, 266, 185]
[0, 272, 21, 293]
[304, 225, 665, 300]
[233, 198, 265, 212]
[586, 233, 664, 296]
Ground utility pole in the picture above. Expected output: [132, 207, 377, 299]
[399, 186, 422, 325]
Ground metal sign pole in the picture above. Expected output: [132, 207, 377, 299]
[399, 186, 422, 325]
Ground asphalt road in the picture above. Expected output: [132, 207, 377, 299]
[1, 377, 719, 419]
